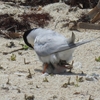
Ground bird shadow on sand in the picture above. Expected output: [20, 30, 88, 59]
[34, 68, 86, 76]
[34, 69, 43, 73]
[59, 71, 86, 76]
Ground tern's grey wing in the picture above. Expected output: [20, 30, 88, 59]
[34, 33, 69, 56]
[68, 36, 100, 49]
[34, 31, 100, 57]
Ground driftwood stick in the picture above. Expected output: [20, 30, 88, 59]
[77, 22, 100, 30]
[3, 48, 24, 55]
[70, 21, 100, 30]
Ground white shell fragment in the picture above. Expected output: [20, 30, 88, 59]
[41, 72, 49, 76]
[85, 73, 100, 81]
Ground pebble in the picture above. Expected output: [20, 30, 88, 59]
[85, 75, 96, 81]
[41, 72, 49, 77]
[85, 73, 100, 81]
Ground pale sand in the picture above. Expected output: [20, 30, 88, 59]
[0, 2, 100, 100]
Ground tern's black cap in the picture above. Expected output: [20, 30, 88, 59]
[23, 28, 37, 48]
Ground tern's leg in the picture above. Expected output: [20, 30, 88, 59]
[63, 61, 74, 73]
[42, 63, 48, 74]
[63, 65, 73, 73]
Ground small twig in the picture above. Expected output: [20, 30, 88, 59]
[3, 48, 24, 55]
[75, 76, 79, 87]
[24, 94, 27, 100]
[68, 77, 71, 85]
[24, 58, 30, 64]
[81, 71, 84, 74]
[0, 30, 12, 39]
[27, 69, 32, 78]
[6, 25, 17, 31]
[89, 95, 94, 100]
[6, 78, 11, 85]
[17, 89, 21, 93]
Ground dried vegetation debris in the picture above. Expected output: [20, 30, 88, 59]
[1, 0, 98, 8]
[0, 12, 52, 38]
[65, 0, 99, 9]
[21, 0, 59, 6]
[77, 13, 91, 22]
[0, 14, 30, 38]
[0, 13, 52, 30]
[0, 14, 30, 32]
[0, 0, 99, 39]
[18, 13, 53, 27]
[0, 0, 53, 39]
[1, 0, 59, 6]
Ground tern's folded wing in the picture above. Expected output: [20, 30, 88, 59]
[34, 32, 100, 57]
[34, 33, 69, 56]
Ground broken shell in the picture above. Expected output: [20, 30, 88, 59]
[85, 73, 99, 81]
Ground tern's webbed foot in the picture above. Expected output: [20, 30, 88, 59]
[64, 61, 74, 73]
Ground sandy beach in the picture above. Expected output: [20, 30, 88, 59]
[0, 1, 100, 100]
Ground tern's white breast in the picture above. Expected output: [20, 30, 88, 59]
[57, 48, 75, 63]
[38, 48, 75, 64]
[39, 54, 59, 63]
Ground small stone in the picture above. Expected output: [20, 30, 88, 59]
[62, 83, 68, 88]
[41, 72, 49, 76]
[86, 75, 94, 81]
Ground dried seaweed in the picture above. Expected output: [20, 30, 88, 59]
[0, 12, 52, 38]
[1, 0, 59, 6]
[0, 13, 52, 30]
[65, 0, 99, 9]
[78, 13, 91, 22]
[0, 14, 30, 32]
[1, 0, 99, 8]
[18, 13, 52, 27]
